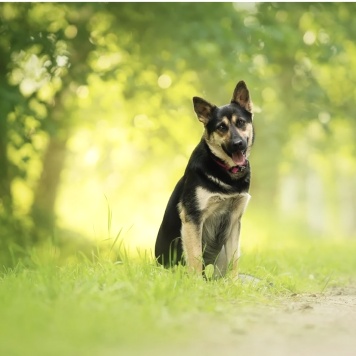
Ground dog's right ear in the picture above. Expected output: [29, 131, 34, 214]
[193, 97, 216, 125]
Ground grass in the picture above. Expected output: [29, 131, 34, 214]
[1, 228, 356, 356]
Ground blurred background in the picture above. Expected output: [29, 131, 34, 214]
[1, 3, 355, 265]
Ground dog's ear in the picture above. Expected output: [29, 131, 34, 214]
[231, 81, 253, 113]
[193, 97, 216, 125]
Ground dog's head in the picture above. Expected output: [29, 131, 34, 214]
[193, 81, 254, 168]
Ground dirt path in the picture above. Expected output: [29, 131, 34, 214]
[229, 285, 356, 356]
[162, 284, 356, 356]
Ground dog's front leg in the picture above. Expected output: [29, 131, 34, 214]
[179, 206, 202, 275]
[225, 220, 241, 279]
[181, 221, 202, 274]
[225, 193, 251, 279]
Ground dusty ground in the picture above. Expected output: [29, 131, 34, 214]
[151, 284, 356, 356]
[193, 285, 356, 355]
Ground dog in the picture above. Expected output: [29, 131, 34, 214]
[155, 80, 254, 278]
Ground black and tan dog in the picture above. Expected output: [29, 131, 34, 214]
[155, 81, 254, 278]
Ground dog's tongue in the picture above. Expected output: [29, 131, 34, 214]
[232, 151, 246, 166]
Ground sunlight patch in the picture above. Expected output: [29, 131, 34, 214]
[303, 31, 316, 45]
[84, 148, 100, 166]
[77, 85, 89, 99]
[157, 74, 172, 89]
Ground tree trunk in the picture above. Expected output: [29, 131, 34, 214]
[31, 135, 67, 241]
[0, 115, 12, 216]
[30, 89, 69, 243]
[0, 72, 14, 216]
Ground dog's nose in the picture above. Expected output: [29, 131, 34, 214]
[232, 139, 246, 151]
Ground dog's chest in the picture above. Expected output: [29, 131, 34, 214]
[195, 187, 247, 217]
[194, 187, 249, 254]
[193, 187, 250, 261]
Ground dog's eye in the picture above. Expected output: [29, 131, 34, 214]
[236, 118, 246, 128]
[217, 123, 228, 132]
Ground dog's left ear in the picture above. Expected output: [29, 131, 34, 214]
[193, 97, 216, 125]
[231, 81, 253, 113]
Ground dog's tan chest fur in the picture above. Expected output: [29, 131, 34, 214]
[195, 187, 250, 215]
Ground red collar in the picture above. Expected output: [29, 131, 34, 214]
[211, 156, 248, 174]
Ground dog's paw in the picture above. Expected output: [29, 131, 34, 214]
[203, 264, 215, 280]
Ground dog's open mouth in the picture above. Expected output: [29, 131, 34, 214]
[231, 151, 246, 166]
